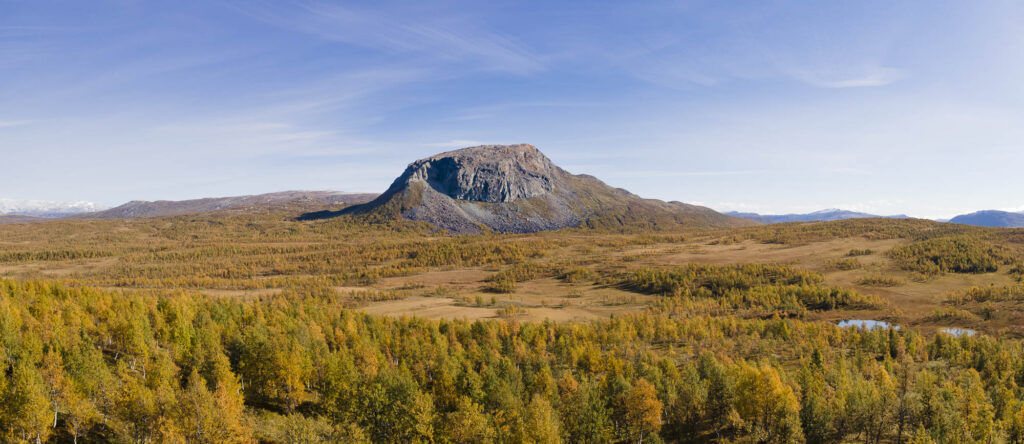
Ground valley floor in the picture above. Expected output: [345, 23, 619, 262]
[2, 214, 1024, 442]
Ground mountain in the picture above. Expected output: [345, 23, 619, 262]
[949, 210, 1024, 228]
[724, 209, 909, 224]
[0, 198, 105, 218]
[302, 144, 753, 234]
[79, 190, 377, 219]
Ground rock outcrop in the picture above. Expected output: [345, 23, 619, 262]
[403, 144, 561, 203]
[305, 144, 754, 233]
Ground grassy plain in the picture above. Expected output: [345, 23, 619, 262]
[1, 210, 1020, 336]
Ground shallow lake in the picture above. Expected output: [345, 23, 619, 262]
[939, 327, 976, 337]
[837, 319, 899, 330]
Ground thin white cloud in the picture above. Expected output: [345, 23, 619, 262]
[448, 101, 599, 121]
[0, 120, 33, 128]
[791, 66, 906, 88]
[240, 1, 545, 75]
[426, 140, 488, 149]
[595, 169, 764, 179]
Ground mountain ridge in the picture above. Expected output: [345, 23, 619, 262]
[724, 209, 909, 224]
[949, 210, 1024, 228]
[75, 190, 377, 219]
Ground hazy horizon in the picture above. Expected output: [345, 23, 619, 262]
[4, 1, 1024, 219]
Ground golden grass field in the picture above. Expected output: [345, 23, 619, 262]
[339, 236, 1018, 335]
[2, 212, 1018, 336]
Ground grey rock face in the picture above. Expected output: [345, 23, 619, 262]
[402, 144, 562, 203]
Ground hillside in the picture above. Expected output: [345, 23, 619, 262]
[304, 144, 753, 233]
[950, 210, 1024, 228]
[0, 214, 45, 224]
[78, 190, 377, 219]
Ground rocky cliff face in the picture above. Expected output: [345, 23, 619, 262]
[402, 144, 561, 203]
[312, 144, 753, 234]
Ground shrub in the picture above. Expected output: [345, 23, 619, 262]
[622, 264, 824, 297]
[824, 258, 861, 271]
[856, 275, 904, 287]
[484, 276, 516, 293]
[1011, 262, 1024, 281]
[560, 267, 595, 283]
[948, 285, 1024, 304]
[888, 236, 1018, 276]
[925, 307, 980, 323]
[497, 304, 526, 318]
[619, 263, 879, 311]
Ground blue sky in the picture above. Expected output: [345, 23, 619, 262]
[2, 0, 1023, 219]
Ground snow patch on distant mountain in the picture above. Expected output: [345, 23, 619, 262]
[0, 199, 107, 218]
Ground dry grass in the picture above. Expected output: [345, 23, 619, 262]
[1, 214, 1023, 333]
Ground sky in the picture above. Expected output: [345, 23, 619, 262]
[2, 0, 1024, 219]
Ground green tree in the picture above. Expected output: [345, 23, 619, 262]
[445, 396, 494, 444]
[522, 394, 560, 444]
[622, 379, 662, 444]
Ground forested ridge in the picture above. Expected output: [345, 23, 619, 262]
[2, 215, 1024, 442]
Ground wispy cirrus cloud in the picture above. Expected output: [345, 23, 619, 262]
[587, 169, 765, 179]
[790, 66, 906, 88]
[426, 139, 489, 149]
[238, 1, 545, 75]
[0, 120, 33, 128]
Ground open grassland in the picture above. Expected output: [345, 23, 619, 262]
[2, 214, 1021, 335]
[4, 213, 1024, 442]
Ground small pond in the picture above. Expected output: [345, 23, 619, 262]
[837, 319, 899, 330]
[939, 327, 976, 337]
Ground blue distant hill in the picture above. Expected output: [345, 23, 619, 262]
[724, 209, 909, 224]
[949, 210, 1024, 228]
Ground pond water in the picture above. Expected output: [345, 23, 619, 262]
[939, 327, 976, 337]
[837, 319, 899, 330]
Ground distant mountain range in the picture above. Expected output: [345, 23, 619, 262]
[724, 209, 908, 224]
[76, 191, 378, 219]
[0, 198, 106, 217]
[3, 164, 1023, 231]
[949, 210, 1024, 228]
[724, 208, 1024, 228]
[0, 214, 47, 224]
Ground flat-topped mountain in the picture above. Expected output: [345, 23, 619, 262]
[78, 190, 377, 219]
[304, 144, 753, 233]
